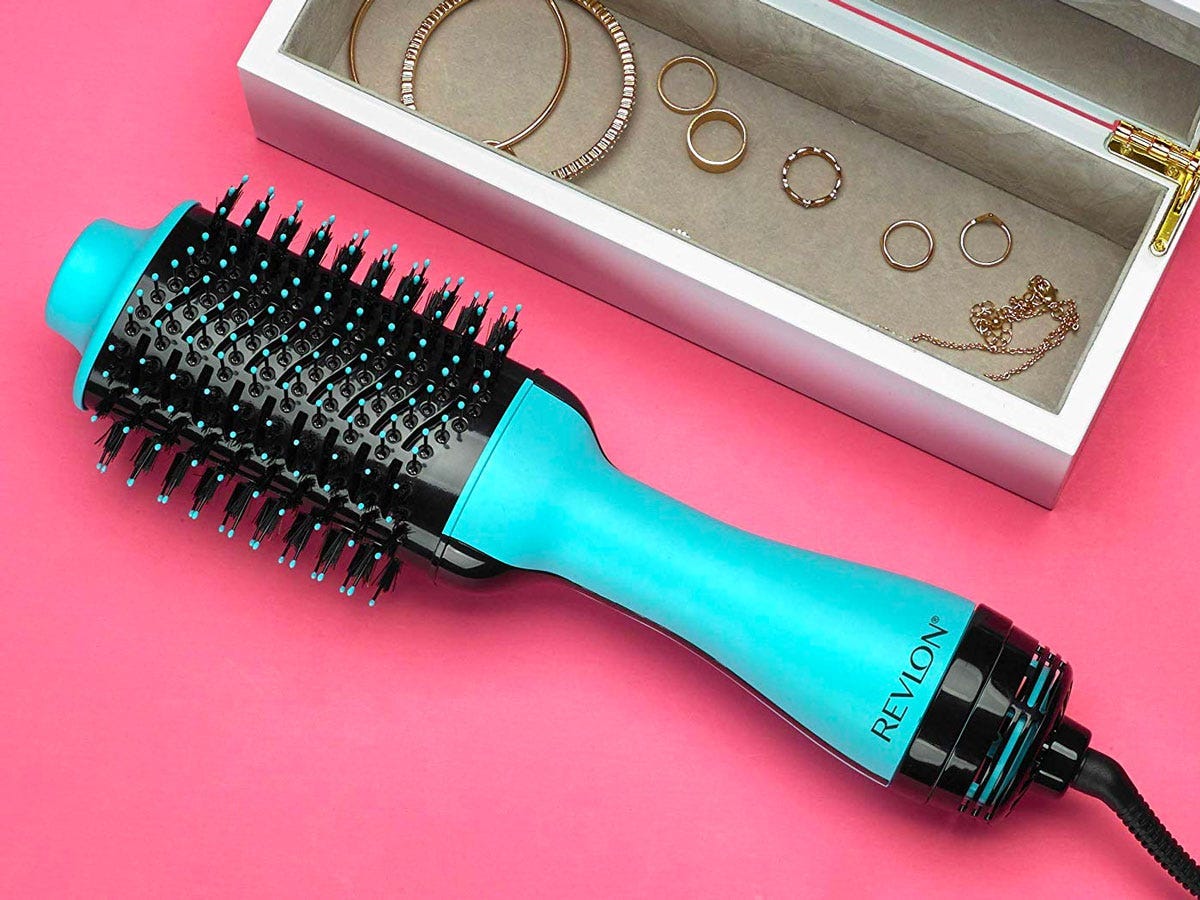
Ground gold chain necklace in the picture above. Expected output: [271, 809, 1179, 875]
[911, 275, 1080, 382]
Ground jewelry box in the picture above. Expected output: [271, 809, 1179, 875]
[238, 0, 1200, 506]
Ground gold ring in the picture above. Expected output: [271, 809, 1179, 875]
[657, 55, 718, 114]
[960, 213, 1012, 267]
[398, 0, 635, 181]
[349, 0, 570, 154]
[881, 220, 935, 271]
[781, 147, 842, 208]
[686, 108, 747, 173]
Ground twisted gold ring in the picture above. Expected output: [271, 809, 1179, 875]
[780, 146, 843, 209]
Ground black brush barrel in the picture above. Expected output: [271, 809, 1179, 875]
[82, 197, 532, 597]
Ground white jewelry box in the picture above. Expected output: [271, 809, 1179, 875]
[238, 0, 1200, 506]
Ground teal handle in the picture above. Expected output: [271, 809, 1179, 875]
[445, 381, 975, 782]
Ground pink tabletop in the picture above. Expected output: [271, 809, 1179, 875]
[2, 2, 1198, 897]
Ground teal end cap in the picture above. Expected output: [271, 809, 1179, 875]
[45, 200, 196, 409]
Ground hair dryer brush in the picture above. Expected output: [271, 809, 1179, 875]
[45, 178, 1198, 895]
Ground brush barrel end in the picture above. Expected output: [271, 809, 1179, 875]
[46, 202, 195, 407]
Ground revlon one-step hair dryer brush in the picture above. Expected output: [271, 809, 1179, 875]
[44, 178, 1199, 895]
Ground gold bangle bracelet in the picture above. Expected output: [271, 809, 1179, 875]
[349, 0, 570, 154]
[686, 108, 747, 173]
[363, 0, 635, 181]
[545, 0, 637, 180]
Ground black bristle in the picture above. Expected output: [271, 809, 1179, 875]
[269, 201, 304, 250]
[485, 305, 521, 355]
[240, 186, 275, 235]
[371, 556, 403, 605]
[312, 528, 350, 583]
[250, 494, 288, 549]
[302, 217, 334, 262]
[189, 467, 222, 519]
[423, 277, 461, 325]
[127, 433, 168, 487]
[214, 175, 249, 221]
[363, 244, 398, 294]
[331, 232, 368, 279]
[219, 481, 255, 538]
[82, 178, 531, 601]
[279, 510, 315, 568]
[392, 260, 430, 310]
[453, 294, 490, 338]
[91, 389, 122, 420]
[366, 531, 407, 605]
[97, 418, 137, 472]
[340, 541, 378, 597]
[158, 449, 191, 503]
[186, 433, 220, 469]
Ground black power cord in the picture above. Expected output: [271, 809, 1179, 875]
[1073, 749, 1200, 896]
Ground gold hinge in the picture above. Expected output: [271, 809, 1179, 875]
[1107, 120, 1200, 256]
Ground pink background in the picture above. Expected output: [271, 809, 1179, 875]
[2, 1, 1199, 896]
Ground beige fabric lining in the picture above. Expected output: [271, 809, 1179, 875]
[282, 0, 1165, 412]
[1063, 0, 1200, 69]
[875, 0, 1200, 142]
